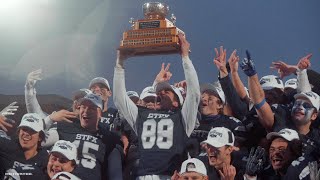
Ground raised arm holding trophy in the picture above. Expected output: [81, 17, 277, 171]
[119, 2, 185, 56]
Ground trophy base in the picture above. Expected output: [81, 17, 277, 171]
[118, 43, 180, 56]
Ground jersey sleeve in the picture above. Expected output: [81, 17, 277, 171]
[24, 85, 48, 119]
[113, 67, 139, 133]
[42, 123, 59, 147]
[219, 74, 248, 120]
[181, 56, 201, 137]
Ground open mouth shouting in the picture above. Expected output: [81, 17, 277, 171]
[21, 134, 32, 143]
[271, 156, 283, 167]
[50, 167, 62, 175]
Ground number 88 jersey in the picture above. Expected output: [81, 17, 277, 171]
[136, 107, 188, 176]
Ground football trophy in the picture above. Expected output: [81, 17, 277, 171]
[119, 2, 185, 56]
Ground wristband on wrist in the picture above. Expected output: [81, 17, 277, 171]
[254, 99, 266, 110]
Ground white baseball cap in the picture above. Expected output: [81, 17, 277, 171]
[18, 113, 44, 133]
[259, 75, 284, 90]
[72, 88, 92, 101]
[51, 172, 80, 180]
[180, 158, 207, 176]
[284, 78, 298, 90]
[89, 77, 110, 90]
[154, 82, 184, 106]
[79, 92, 103, 109]
[267, 128, 299, 141]
[127, 91, 139, 98]
[294, 91, 320, 111]
[200, 83, 226, 104]
[201, 127, 234, 148]
[51, 140, 78, 161]
[140, 86, 157, 100]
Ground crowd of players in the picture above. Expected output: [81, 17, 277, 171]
[0, 33, 320, 180]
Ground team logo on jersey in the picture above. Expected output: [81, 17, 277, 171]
[76, 134, 98, 143]
[147, 113, 170, 119]
[100, 117, 111, 124]
[13, 161, 35, 170]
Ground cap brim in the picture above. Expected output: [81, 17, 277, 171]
[50, 151, 73, 161]
[140, 93, 157, 100]
[78, 98, 98, 107]
[294, 93, 308, 101]
[200, 83, 216, 94]
[200, 139, 225, 148]
[266, 132, 287, 141]
[155, 82, 173, 93]
[294, 93, 317, 109]
[261, 86, 275, 90]
[17, 125, 42, 133]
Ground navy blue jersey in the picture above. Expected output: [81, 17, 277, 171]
[4, 160, 48, 180]
[283, 155, 316, 180]
[57, 120, 109, 180]
[272, 105, 320, 155]
[191, 114, 245, 144]
[136, 107, 188, 176]
[198, 150, 247, 180]
[0, 138, 25, 179]
[100, 107, 119, 132]
[241, 104, 290, 149]
[0, 136, 48, 180]
[99, 107, 122, 156]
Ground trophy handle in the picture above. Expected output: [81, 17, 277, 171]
[129, 17, 135, 28]
[171, 14, 176, 25]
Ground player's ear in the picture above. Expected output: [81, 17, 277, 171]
[107, 90, 112, 97]
[172, 101, 179, 108]
[97, 108, 102, 118]
[311, 110, 318, 121]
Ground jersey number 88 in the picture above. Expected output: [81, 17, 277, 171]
[141, 118, 174, 149]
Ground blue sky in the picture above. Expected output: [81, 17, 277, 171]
[0, 0, 319, 104]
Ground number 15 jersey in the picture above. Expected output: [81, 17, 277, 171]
[136, 107, 188, 176]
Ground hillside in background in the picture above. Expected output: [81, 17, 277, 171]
[0, 94, 72, 135]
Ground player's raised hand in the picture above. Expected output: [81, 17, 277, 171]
[228, 50, 240, 73]
[178, 33, 190, 58]
[270, 61, 297, 79]
[26, 69, 42, 88]
[49, 110, 77, 123]
[240, 50, 257, 77]
[174, 80, 187, 89]
[213, 46, 227, 72]
[219, 163, 236, 180]
[0, 102, 19, 117]
[116, 50, 135, 68]
[0, 115, 14, 132]
[155, 63, 172, 83]
[171, 170, 181, 180]
[245, 146, 265, 177]
[297, 53, 312, 70]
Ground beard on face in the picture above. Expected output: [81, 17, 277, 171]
[159, 95, 174, 111]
